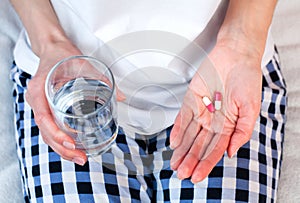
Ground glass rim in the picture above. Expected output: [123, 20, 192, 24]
[45, 55, 116, 119]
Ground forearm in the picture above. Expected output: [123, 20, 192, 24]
[217, 0, 277, 60]
[10, 0, 69, 56]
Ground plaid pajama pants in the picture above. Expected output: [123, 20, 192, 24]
[11, 50, 287, 203]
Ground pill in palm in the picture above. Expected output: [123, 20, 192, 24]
[214, 92, 222, 110]
[202, 96, 215, 113]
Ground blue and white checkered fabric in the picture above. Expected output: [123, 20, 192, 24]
[11, 49, 287, 202]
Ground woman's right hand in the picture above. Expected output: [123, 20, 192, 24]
[25, 40, 90, 165]
[26, 39, 126, 165]
[10, 0, 91, 165]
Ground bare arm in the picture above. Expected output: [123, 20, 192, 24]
[10, 0, 70, 56]
[217, 0, 278, 157]
[217, 0, 277, 62]
[10, 0, 87, 165]
[10, 0, 124, 165]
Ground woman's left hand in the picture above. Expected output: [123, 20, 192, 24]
[169, 42, 262, 183]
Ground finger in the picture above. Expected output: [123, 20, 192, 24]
[227, 108, 258, 158]
[65, 57, 126, 102]
[170, 89, 207, 149]
[26, 78, 72, 142]
[176, 129, 214, 180]
[116, 86, 126, 101]
[27, 92, 75, 146]
[26, 83, 87, 164]
[170, 118, 201, 170]
[169, 105, 193, 149]
[43, 131, 87, 162]
[30, 102, 88, 164]
[191, 132, 231, 183]
[35, 111, 87, 162]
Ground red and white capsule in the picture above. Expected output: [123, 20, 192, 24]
[202, 96, 215, 113]
[214, 92, 222, 110]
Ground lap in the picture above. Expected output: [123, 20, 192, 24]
[11, 51, 287, 202]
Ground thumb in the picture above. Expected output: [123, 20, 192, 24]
[116, 86, 126, 101]
[227, 107, 258, 158]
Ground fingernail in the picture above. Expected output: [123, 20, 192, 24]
[170, 140, 179, 149]
[191, 174, 203, 184]
[119, 91, 126, 99]
[117, 90, 126, 101]
[72, 157, 86, 166]
[63, 141, 75, 150]
[191, 177, 201, 184]
[177, 165, 192, 180]
[176, 171, 184, 180]
[229, 148, 239, 158]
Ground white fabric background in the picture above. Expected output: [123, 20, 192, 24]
[0, 0, 299, 202]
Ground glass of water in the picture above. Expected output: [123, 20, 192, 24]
[45, 55, 118, 157]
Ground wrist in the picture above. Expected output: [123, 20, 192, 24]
[216, 29, 266, 61]
[31, 30, 70, 57]
[216, 0, 277, 61]
[10, 0, 71, 57]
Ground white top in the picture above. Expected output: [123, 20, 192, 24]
[13, 0, 274, 134]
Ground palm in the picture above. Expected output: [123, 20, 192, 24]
[170, 45, 262, 183]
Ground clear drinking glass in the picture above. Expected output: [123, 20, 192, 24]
[45, 55, 118, 157]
